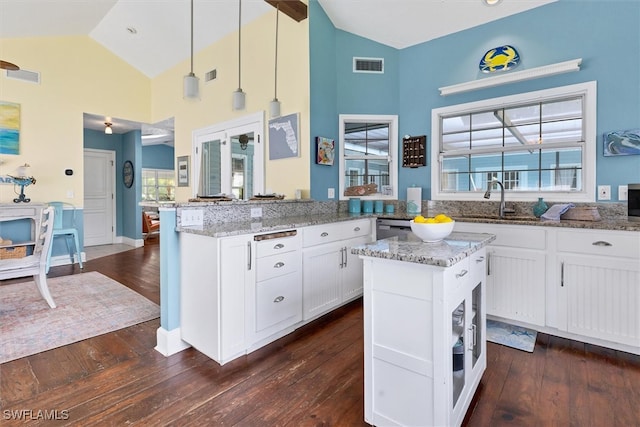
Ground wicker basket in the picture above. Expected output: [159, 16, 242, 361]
[560, 206, 601, 221]
[0, 246, 27, 260]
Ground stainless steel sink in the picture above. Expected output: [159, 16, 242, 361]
[454, 215, 538, 222]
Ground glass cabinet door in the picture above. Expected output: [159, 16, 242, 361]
[452, 301, 465, 407]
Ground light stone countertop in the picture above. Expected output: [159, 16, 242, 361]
[351, 231, 496, 267]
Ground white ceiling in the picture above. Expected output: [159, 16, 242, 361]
[1, 0, 556, 138]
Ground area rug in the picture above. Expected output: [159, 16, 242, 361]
[486, 319, 537, 353]
[0, 271, 159, 364]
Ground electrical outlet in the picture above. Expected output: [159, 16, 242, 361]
[181, 209, 203, 227]
[328, 188, 335, 199]
[597, 185, 611, 201]
[251, 207, 262, 218]
[619, 185, 628, 201]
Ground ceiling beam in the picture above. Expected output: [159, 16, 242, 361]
[264, 0, 308, 22]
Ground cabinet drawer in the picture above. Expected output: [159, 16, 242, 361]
[556, 229, 639, 258]
[443, 258, 471, 295]
[256, 232, 301, 258]
[256, 250, 301, 282]
[303, 223, 343, 247]
[341, 219, 372, 240]
[455, 223, 546, 250]
[256, 273, 302, 332]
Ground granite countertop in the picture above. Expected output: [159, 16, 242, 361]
[351, 232, 496, 267]
[178, 212, 377, 238]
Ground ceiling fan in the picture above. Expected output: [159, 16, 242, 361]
[0, 60, 20, 71]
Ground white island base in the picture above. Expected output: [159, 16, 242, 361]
[356, 233, 492, 427]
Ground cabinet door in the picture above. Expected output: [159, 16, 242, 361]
[302, 242, 342, 321]
[559, 254, 640, 346]
[219, 236, 253, 362]
[486, 247, 546, 326]
[342, 236, 370, 302]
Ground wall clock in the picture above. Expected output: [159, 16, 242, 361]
[123, 160, 134, 188]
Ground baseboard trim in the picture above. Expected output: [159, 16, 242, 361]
[155, 327, 191, 356]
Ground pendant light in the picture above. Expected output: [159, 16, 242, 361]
[183, 0, 200, 99]
[232, 0, 246, 110]
[269, 4, 281, 118]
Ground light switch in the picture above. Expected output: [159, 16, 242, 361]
[328, 188, 335, 199]
[619, 185, 628, 201]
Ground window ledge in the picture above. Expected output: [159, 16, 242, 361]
[439, 59, 582, 96]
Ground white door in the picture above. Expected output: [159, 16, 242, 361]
[83, 149, 115, 246]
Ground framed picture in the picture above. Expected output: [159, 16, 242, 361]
[316, 137, 335, 165]
[603, 129, 640, 156]
[268, 113, 300, 160]
[177, 155, 190, 187]
[0, 101, 20, 155]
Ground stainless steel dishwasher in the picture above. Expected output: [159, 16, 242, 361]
[376, 218, 412, 239]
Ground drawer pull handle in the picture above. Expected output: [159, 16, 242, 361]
[274, 243, 285, 249]
[274, 262, 285, 268]
[354, 227, 361, 232]
[592, 240, 612, 247]
[273, 295, 285, 303]
[476, 256, 485, 263]
[321, 232, 329, 237]
[456, 269, 468, 278]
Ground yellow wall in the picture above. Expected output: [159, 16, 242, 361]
[152, 9, 310, 201]
[0, 36, 151, 203]
[0, 6, 310, 204]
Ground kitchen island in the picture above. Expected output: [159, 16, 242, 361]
[352, 231, 495, 427]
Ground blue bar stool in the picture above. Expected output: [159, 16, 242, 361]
[46, 201, 83, 273]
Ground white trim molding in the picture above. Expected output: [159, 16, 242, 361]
[155, 327, 191, 356]
[439, 58, 582, 96]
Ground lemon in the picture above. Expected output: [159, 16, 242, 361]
[414, 215, 426, 223]
[434, 213, 448, 222]
[424, 217, 437, 223]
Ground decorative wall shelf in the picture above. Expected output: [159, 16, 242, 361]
[439, 58, 582, 96]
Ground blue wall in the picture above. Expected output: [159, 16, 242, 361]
[142, 144, 175, 170]
[309, 0, 640, 201]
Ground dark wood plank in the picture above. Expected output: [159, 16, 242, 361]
[2, 240, 640, 426]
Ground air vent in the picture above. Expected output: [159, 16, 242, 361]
[5, 69, 40, 84]
[205, 69, 217, 82]
[353, 57, 384, 74]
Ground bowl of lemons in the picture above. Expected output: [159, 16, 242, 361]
[410, 214, 455, 242]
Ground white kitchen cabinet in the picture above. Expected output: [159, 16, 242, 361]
[455, 222, 546, 326]
[302, 218, 374, 321]
[556, 228, 640, 347]
[362, 248, 487, 427]
[180, 233, 254, 364]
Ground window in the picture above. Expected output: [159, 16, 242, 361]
[142, 169, 175, 202]
[431, 82, 596, 202]
[339, 114, 398, 200]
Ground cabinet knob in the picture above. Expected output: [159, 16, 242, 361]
[354, 227, 361, 232]
[274, 262, 285, 268]
[274, 243, 285, 249]
[273, 295, 285, 303]
[321, 232, 329, 237]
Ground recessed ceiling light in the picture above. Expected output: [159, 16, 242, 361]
[483, 0, 503, 5]
[126, 27, 138, 35]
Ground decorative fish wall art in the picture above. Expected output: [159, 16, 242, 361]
[603, 129, 640, 156]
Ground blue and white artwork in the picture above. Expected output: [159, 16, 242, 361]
[604, 128, 640, 156]
[269, 113, 299, 160]
[0, 101, 20, 155]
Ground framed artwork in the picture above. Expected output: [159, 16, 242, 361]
[316, 137, 335, 165]
[177, 155, 190, 187]
[268, 113, 299, 160]
[603, 129, 640, 156]
[123, 160, 134, 188]
[0, 101, 20, 155]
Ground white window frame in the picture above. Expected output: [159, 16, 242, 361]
[431, 81, 597, 202]
[141, 168, 175, 202]
[339, 114, 398, 200]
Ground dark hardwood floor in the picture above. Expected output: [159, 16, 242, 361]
[1, 240, 639, 426]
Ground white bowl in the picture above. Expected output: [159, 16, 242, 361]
[410, 220, 455, 242]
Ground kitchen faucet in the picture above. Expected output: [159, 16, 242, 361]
[483, 179, 515, 219]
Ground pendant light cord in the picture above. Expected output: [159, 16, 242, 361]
[274, 4, 279, 99]
[238, 0, 242, 89]
[190, 0, 194, 74]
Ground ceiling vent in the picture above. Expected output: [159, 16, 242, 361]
[353, 57, 384, 74]
[5, 68, 40, 84]
[205, 69, 217, 82]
